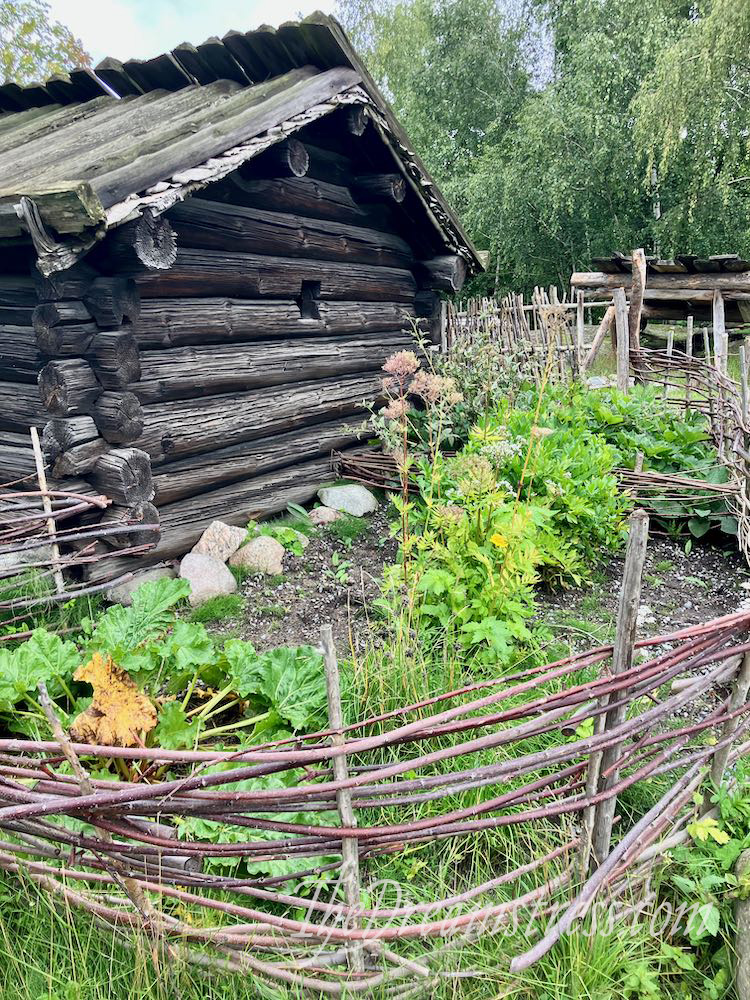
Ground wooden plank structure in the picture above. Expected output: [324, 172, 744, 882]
[571, 252, 750, 329]
[0, 13, 481, 570]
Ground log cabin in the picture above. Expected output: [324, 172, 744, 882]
[0, 13, 481, 576]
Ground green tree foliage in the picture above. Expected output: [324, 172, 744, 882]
[337, 0, 749, 290]
[469, 0, 688, 288]
[634, 0, 750, 255]
[1, 0, 90, 85]
[338, 0, 531, 187]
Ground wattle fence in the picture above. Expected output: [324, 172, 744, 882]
[0, 596, 749, 993]
[446, 290, 750, 567]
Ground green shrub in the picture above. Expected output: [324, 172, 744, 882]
[463, 404, 631, 581]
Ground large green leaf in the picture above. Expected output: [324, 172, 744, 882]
[155, 701, 201, 750]
[0, 629, 77, 708]
[225, 641, 326, 731]
[17, 628, 79, 683]
[90, 578, 190, 657]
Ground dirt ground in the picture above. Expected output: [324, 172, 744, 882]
[209, 508, 398, 654]
[536, 533, 748, 651]
[209, 501, 749, 664]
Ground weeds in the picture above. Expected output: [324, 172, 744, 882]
[188, 594, 245, 624]
[327, 512, 368, 548]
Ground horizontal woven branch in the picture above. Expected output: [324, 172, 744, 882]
[0, 612, 748, 992]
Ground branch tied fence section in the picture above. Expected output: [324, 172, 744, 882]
[446, 272, 750, 567]
[1, 603, 749, 992]
[0, 430, 158, 637]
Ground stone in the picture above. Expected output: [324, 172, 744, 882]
[308, 505, 342, 526]
[179, 552, 237, 607]
[317, 484, 378, 517]
[192, 520, 247, 563]
[106, 565, 176, 606]
[0, 544, 54, 577]
[229, 536, 284, 575]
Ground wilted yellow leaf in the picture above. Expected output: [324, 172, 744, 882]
[71, 652, 157, 747]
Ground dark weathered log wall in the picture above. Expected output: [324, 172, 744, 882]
[0, 106, 469, 571]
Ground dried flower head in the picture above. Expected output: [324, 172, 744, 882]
[411, 372, 464, 406]
[382, 398, 410, 421]
[530, 425, 554, 439]
[383, 350, 420, 379]
[434, 503, 464, 524]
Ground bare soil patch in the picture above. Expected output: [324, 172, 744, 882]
[208, 509, 397, 654]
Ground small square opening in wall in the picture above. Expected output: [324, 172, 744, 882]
[298, 281, 321, 320]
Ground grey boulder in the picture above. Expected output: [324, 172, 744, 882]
[308, 505, 342, 525]
[229, 536, 285, 576]
[317, 484, 378, 517]
[179, 552, 237, 607]
[192, 520, 248, 563]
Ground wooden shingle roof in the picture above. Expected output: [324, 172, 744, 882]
[0, 13, 481, 276]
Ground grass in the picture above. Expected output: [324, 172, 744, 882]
[188, 594, 245, 624]
[257, 602, 287, 618]
[326, 512, 369, 548]
[0, 861, 671, 1000]
[0, 566, 104, 641]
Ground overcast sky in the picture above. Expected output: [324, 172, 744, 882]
[47, 0, 338, 64]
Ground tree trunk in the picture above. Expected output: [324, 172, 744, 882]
[126, 248, 417, 302]
[168, 197, 413, 269]
[152, 417, 362, 503]
[93, 391, 144, 444]
[105, 211, 178, 271]
[133, 297, 415, 348]
[88, 447, 154, 505]
[38, 359, 101, 416]
[414, 255, 468, 293]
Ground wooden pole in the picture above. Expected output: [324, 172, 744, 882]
[614, 287, 630, 393]
[591, 509, 650, 867]
[713, 289, 727, 376]
[709, 650, 750, 790]
[576, 290, 585, 373]
[663, 327, 674, 402]
[629, 248, 647, 352]
[583, 304, 614, 372]
[320, 624, 364, 974]
[439, 299, 448, 354]
[30, 426, 65, 595]
[741, 337, 750, 427]
[685, 316, 694, 413]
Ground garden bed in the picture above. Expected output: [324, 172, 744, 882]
[207, 508, 396, 654]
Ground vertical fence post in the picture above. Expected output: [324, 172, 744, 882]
[709, 651, 750, 791]
[629, 248, 647, 354]
[30, 426, 65, 595]
[321, 624, 364, 974]
[685, 315, 694, 413]
[740, 338, 750, 427]
[576, 290, 585, 375]
[613, 287, 630, 393]
[590, 509, 650, 867]
[662, 328, 675, 402]
[439, 299, 449, 354]
[713, 289, 727, 376]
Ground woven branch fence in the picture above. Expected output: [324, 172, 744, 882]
[0, 430, 157, 638]
[446, 291, 750, 566]
[0, 596, 749, 993]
